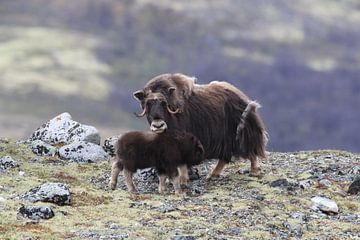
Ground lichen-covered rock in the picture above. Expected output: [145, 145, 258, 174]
[30, 140, 57, 156]
[311, 196, 339, 214]
[18, 206, 54, 220]
[171, 236, 196, 240]
[270, 179, 289, 188]
[103, 136, 120, 156]
[59, 141, 109, 163]
[299, 179, 313, 189]
[348, 178, 360, 195]
[29, 112, 100, 145]
[19, 182, 71, 205]
[135, 168, 157, 181]
[0, 156, 17, 171]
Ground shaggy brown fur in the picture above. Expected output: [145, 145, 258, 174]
[133, 73, 268, 179]
[109, 131, 204, 194]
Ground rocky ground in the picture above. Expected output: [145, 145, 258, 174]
[0, 136, 359, 239]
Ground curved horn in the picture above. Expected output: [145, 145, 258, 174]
[134, 107, 147, 117]
[167, 105, 180, 114]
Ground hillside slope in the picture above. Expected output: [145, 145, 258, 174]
[0, 138, 359, 239]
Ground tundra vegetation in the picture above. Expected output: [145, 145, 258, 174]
[0, 137, 359, 239]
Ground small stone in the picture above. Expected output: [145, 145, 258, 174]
[29, 140, 57, 156]
[318, 179, 332, 187]
[270, 179, 289, 188]
[237, 169, 250, 175]
[18, 206, 54, 220]
[135, 168, 157, 181]
[299, 179, 313, 189]
[283, 222, 302, 238]
[290, 212, 306, 221]
[171, 236, 196, 240]
[58, 141, 109, 163]
[19, 171, 25, 176]
[311, 196, 339, 214]
[230, 226, 241, 235]
[157, 203, 177, 213]
[348, 178, 360, 195]
[0, 156, 18, 171]
[103, 136, 120, 156]
[188, 167, 200, 180]
[19, 182, 71, 205]
[255, 194, 265, 201]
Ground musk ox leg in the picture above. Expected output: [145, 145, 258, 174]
[178, 165, 189, 186]
[170, 176, 182, 195]
[123, 169, 137, 193]
[110, 161, 121, 190]
[158, 175, 167, 194]
[249, 156, 261, 177]
[206, 159, 227, 180]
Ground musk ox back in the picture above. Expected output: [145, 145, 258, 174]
[133, 73, 268, 179]
[109, 130, 204, 194]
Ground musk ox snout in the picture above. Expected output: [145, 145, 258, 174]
[150, 119, 167, 133]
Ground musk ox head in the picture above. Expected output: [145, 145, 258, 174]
[133, 73, 196, 133]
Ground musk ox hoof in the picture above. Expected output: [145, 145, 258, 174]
[249, 169, 262, 178]
[109, 182, 117, 190]
[206, 173, 220, 181]
[179, 176, 189, 186]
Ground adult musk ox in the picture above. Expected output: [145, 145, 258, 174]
[109, 131, 205, 194]
[133, 73, 268, 179]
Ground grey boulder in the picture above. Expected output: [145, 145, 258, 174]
[0, 156, 17, 171]
[19, 182, 71, 206]
[59, 141, 109, 163]
[311, 196, 339, 214]
[29, 112, 100, 145]
[18, 205, 54, 220]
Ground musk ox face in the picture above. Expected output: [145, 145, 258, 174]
[133, 89, 179, 133]
[133, 73, 196, 133]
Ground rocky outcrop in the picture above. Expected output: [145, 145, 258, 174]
[30, 112, 100, 145]
[19, 182, 71, 206]
[26, 112, 109, 163]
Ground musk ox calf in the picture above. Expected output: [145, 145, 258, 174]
[110, 131, 205, 194]
[133, 73, 268, 179]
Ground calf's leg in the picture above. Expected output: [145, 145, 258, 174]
[158, 175, 167, 194]
[170, 176, 182, 195]
[123, 169, 137, 193]
[178, 165, 189, 186]
[110, 161, 121, 190]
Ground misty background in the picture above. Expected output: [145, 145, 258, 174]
[0, 0, 359, 153]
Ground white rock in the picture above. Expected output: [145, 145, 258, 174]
[311, 196, 339, 214]
[19, 171, 25, 176]
[29, 112, 100, 145]
[59, 141, 109, 163]
[319, 179, 332, 187]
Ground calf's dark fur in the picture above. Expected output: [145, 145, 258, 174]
[110, 131, 204, 194]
